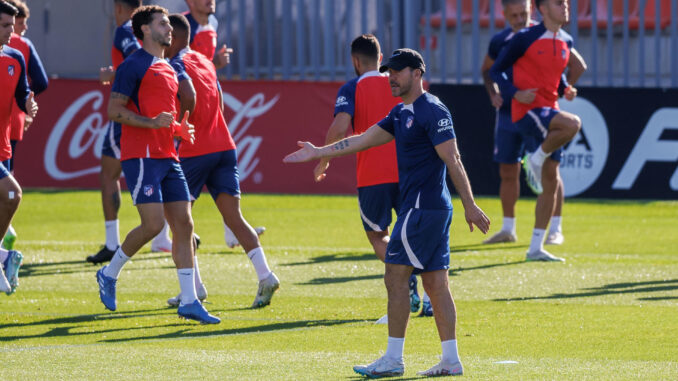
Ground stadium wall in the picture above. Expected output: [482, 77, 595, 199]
[16, 80, 678, 199]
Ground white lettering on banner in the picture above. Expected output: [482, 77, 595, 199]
[45, 91, 106, 180]
[612, 108, 678, 190]
[222, 92, 279, 182]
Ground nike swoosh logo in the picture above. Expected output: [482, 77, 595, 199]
[387, 252, 399, 256]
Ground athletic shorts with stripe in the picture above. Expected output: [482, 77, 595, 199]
[493, 111, 524, 164]
[101, 121, 122, 160]
[180, 149, 240, 201]
[385, 207, 452, 275]
[516, 107, 563, 162]
[0, 160, 10, 180]
[357, 182, 400, 232]
[120, 158, 190, 205]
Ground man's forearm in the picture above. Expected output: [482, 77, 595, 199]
[317, 134, 367, 159]
[447, 156, 476, 208]
[109, 104, 155, 128]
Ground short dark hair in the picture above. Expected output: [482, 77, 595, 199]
[115, 0, 142, 9]
[502, 0, 530, 6]
[0, 1, 19, 17]
[168, 13, 190, 36]
[4, 0, 27, 18]
[351, 34, 380, 62]
[534, 0, 547, 9]
[131, 5, 167, 41]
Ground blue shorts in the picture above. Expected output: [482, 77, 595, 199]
[101, 121, 122, 159]
[385, 208, 452, 274]
[8, 140, 17, 172]
[493, 112, 524, 164]
[0, 160, 10, 180]
[180, 149, 240, 201]
[121, 158, 190, 205]
[516, 107, 563, 162]
[357, 182, 400, 232]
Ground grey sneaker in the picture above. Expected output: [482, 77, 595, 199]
[522, 153, 543, 195]
[353, 356, 405, 378]
[251, 272, 279, 308]
[167, 283, 208, 307]
[483, 230, 517, 244]
[417, 360, 463, 377]
[545, 231, 564, 245]
[526, 249, 565, 262]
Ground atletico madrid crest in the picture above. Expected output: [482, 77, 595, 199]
[7, 65, 14, 76]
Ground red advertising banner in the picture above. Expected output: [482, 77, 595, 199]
[14, 79, 357, 195]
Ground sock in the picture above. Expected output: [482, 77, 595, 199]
[177, 268, 198, 305]
[549, 216, 562, 234]
[422, 290, 430, 303]
[502, 217, 516, 234]
[155, 220, 171, 242]
[247, 247, 272, 281]
[103, 247, 130, 279]
[529, 229, 546, 253]
[0, 248, 8, 264]
[385, 336, 405, 361]
[193, 256, 203, 288]
[530, 146, 549, 166]
[441, 339, 460, 364]
[104, 220, 120, 251]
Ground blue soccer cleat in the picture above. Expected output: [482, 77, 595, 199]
[408, 274, 420, 313]
[419, 299, 433, 317]
[96, 267, 117, 311]
[3, 250, 23, 295]
[177, 300, 221, 324]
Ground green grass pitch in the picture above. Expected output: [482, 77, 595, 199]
[1, 191, 676, 380]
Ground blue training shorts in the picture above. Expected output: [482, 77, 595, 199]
[0, 160, 10, 180]
[516, 107, 563, 162]
[385, 208, 452, 275]
[180, 149, 241, 201]
[101, 121, 122, 160]
[493, 111, 524, 164]
[357, 182, 400, 232]
[121, 158, 190, 205]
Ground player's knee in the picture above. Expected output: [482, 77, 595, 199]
[143, 219, 165, 238]
[422, 274, 448, 295]
[4, 188, 21, 211]
[566, 115, 581, 138]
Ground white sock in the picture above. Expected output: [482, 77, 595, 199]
[247, 247, 272, 281]
[177, 268, 198, 305]
[193, 256, 203, 288]
[0, 248, 8, 263]
[502, 217, 516, 234]
[223, 222, 237, 242]
[385, 336, 405, 361]
[104, 220, 120, 251]
[103, 247, 130, 279]
[422, 290, 430, 303]
[529, 229, 546, 253]
[441, 339, 460, 364]
[158, 220, 171, 241]
[530, 146, 549, 166]
[549, 216, 562, 234]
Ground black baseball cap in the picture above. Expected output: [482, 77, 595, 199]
[379, 48, 426, 73]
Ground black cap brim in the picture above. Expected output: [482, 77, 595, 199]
[379, 61, 408, 73]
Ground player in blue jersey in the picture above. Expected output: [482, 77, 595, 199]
[284, 48, 490, 378]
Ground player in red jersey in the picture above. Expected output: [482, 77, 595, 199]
[164, 13, 279, 308]
[0, 0, 37, 295]
[184, 0, 231, 69]
[96, 5, 219, 324]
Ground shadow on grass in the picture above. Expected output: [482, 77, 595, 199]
[0, 307, 174, 331]
[19, 254, 175, 278]
[284, 252, 376, 267]
[449, 260, 526, 276]
[494, 279, 678, 302]
[347, 377, 420, 381]
[100, 318, 365, 343]
[450, 243, 529, 253]
[0, 323, 187, 342]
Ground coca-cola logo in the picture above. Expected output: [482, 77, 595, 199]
[44, 89, 279, 184]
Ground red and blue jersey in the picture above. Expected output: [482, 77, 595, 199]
[112, 20, 141, 69]
[0, 46, 29, 161]
[185, 13, 218, 60]
[111, 49, 180, 161]
[334, 71, 401, 187]
[490, 22, 571, 122]
[8, 34, 48, 141]
[170, 47, 235, 158]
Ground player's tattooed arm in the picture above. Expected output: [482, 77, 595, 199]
[331, 140, 350, 152]
[108, 92, 169, 128]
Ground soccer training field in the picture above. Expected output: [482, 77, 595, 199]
[1, 191, 676, 380]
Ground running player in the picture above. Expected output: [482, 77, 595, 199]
[1, 0, 47, 250]
[164, 13, 279, 308]
[87, 0, 175, 265]
[96, 5, 218, 324]
[315, 34, 423, 315]
[0, 0, 38, 295]
[284, 48, 490, 377]
[480, 0, 585, 245]
[490, 0, 582, 262]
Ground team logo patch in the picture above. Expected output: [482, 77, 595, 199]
[541, 108, 551, 118]
[562, 49, 567, 59]
[437, 118, 452, 127]
[143, 185, 154, 197]
[7, 65, 14, 76]
[405, 116, 414, 129]
[335, 96, 348, 107]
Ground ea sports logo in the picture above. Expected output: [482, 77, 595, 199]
[558, 97, 609, 197]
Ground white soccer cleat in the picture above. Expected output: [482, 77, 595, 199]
[417, 360, 463, 377]
[545, 231, 564, 245]
[483, 230, 517, 244]
[167, 283, 208, 307]
[375, 314, 388, 324]
[353, 356, 405, 378]
[522, 153, 543, 195]
[526, 248, 565, 262]
[251, 272, 279, 308]
[150, 239, 172, 253]
[225, 226, 266, 249]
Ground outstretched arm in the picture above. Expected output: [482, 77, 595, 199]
[283, 124, 394, 163]
[314, 112, 352, 182]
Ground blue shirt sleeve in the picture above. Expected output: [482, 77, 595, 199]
[170, 57, 191, 83]
[25, 38, 48, 95]
[487, 31, 504, 60]
[12, 51, 30, 113]
[490, 31, 530, 99]
[111, 59, 139, 97]
[377, 106, 397, 136]
[333, 80, 356, 117]
[114, 26, 141, 59]
[425, 101, 456, 146]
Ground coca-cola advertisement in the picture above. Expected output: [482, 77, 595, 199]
[15, 79, 358, 194]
